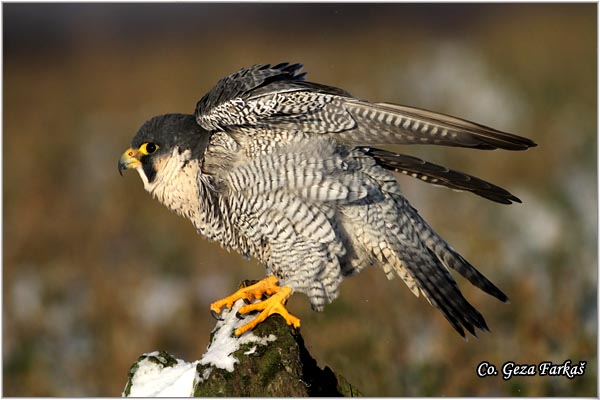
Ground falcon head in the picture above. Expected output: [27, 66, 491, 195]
[118, 113, 211, 190]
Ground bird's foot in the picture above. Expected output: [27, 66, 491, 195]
[209, 276, 280, 314]
[209, 276, 301, 336]
[234, 285, 300, 336]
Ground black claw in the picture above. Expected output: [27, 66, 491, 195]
[239, 279, 259, 289]
[236, 309, 258, 319]
[210, 309, 223, 321]
[243, 297, 252, 305]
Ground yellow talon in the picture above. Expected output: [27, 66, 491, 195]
[209, 276, 278, 314]
[209, 276, 301, 336]
[235, 286, 301, 336]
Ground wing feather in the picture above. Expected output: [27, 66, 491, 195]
[194, 63, 536, 151]
[340, 101, 536, 150]
[359, 147, 522, 204]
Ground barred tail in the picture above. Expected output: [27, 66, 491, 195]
[406, 203, 509, 303]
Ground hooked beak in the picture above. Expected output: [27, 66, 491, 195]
[118, 148, 142, 176]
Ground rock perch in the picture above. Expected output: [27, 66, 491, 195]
[123, 299, 360, 397]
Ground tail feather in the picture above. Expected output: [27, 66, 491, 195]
[414, 250, 490, 338]
[361, 147, 521, 204]
[444, 250, 509, 303]
[406, 202, 510, 303]
[373, 199, 498, 338]
[389, 241, 490, 338]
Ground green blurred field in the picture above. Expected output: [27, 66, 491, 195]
[3, 3, 596, 396]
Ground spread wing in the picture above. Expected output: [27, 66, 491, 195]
[359, 147, 522, 204]
[195, 63, 537, 150]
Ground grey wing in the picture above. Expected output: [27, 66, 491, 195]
[195, 63, 305, 124]
[359, 147, 522, 204]
[195, 63, 313, 130]
[195, 63, 536, 150]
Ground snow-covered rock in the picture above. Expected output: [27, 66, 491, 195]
[123, 298, 359, 397]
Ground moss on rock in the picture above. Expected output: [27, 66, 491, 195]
[194, 314, 361, 396]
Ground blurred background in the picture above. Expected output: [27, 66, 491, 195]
[3, 3, 596, 396]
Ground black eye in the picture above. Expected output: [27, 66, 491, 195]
[141, 142, 159, 155]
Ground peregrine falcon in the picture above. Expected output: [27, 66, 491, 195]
[119, 63, 536, 338]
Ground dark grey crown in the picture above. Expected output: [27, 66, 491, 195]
[132, 113, 211, 160]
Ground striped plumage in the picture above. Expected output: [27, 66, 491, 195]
[119, 63, 536, 338]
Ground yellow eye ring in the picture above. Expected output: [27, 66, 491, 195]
[140, 142, 159, 155]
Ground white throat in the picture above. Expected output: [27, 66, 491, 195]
[136, 148, 202, 222]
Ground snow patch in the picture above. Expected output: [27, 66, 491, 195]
[126, 352, 198, 397]
[199, 299, 277, 372]
[125, 299, 278, 396]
